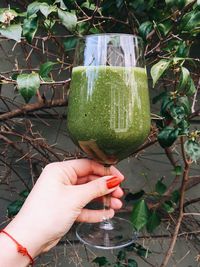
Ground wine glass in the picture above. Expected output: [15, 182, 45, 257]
[67, 33, 151, 249]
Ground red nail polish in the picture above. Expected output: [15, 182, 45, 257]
[106, 176, 121, 189]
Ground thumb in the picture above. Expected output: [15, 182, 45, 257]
[76, 175, 122, 206]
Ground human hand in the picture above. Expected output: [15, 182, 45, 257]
[5, 159, 124, 260]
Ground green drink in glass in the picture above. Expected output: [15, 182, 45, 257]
[67, 34, 151, 249]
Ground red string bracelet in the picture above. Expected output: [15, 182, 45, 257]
[0, 229, 34, 265]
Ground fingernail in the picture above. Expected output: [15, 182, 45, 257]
[106, 176, 121, 189]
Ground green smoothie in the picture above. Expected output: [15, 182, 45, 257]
[67, 66, 150, 165]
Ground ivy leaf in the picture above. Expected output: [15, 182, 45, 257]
[131, 199, 150, 231]
[155, 180, 167, 195]
[7, 200, 24, 218]
[125, 190, 145, 202]
[0, 24, 22, 42]
[127, 259, 138, 267]
[39, 61, 57, 80]
[150, 59, 171, 87]
[158, 126, 179, 148]
[81, 1, 96, 10]
[146, 211, 161, 233]
[54, 0, 67, 10]
[39, 3, 57, 17]
[184, 140, 200, 162]
[58, 8, 77, 32]
[17, 73, 40, 103]
[63, 36, 78, 51]
[23, 16, 38, 43]
[27, 1, 40, 17]
[92, 256, 109, 266]
[138, 21, 153, 40]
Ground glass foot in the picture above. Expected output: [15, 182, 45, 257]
[76, 217, 137, 249]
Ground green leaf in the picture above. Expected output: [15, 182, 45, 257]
[178, 96, 191, 115]
[39, 3, 57, 17]
[81, 1, 96, 10]
[7, 200, 24, 218]
[162, 200, 174, 213]
[17, 73, 40, 103]
[54, 0, 67, 10]
[179, 66, 189, 91]
[181, 10, 200, 32]
[155, 180, 167, 195]
[171, 190, 180, 203]
[165, 0, 186, 9]
[19, 190, 29, 198]
[170, 106, 186, 124]
[58, 8, 77, 32]
[117, 250, 126, 261]
[158, 126, 179, 148]
[27, 1, 40, 17]
[146, 211, 161, 233]
[23, 16, 38, 43]
[44, 18, 56, 29]
[187, 77, 196, 96]
[63, 36, 78, 51]
[131, 199, 150, 231]
[39, 61, 57, 79]
[157, 20, 172, 36]
[173, 165, 182, 175]
[138, 21, 153, 40]
[178, 67, 196, 96]
[177, 119, 190, 135]
[125, 190, 145, 202]
[150, 59, 171, 87]
[0, 24, 22, 42]
[184, 140, 200, 162]
[127, 259, 138, 267]
[92, 256, 109, 266]
[176, 41, 190, 57]
[135, 244, 151, 257]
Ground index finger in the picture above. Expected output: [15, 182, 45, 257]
[64, 159, 124, 181]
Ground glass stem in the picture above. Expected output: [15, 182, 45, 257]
[99, 166, 114, 230]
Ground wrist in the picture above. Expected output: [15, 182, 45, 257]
[0, 232, 30, 267]
[4, 214, 48, 260]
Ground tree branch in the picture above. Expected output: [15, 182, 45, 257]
[0, 99, 68, 121]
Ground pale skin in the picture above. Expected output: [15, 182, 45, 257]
[0, 159, 124, 267]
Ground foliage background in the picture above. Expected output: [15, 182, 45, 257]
[0, 0, 200, 266]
